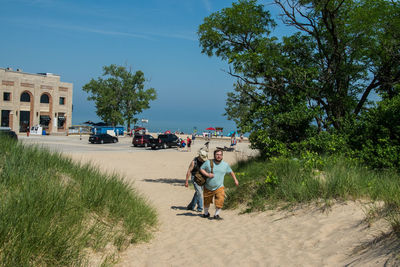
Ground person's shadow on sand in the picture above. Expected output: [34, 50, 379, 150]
[171, 206, 203, 217]
[143, 178, 184, 186]
[171, 206, 187, 210]
[176, 212, 203, 217]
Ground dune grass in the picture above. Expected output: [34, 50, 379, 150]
[0, 136, 157, 266]
[224, 156, 400, 232]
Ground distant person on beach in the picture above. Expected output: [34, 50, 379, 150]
[187, 136, 192, 152]
[185, 149, 208, 212]
[180, 139, 186, 151]
[200, 149, 239, 220]
[191, 133, 196, 145]
[231, 136, 237, 150]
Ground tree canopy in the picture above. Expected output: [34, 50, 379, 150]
[83, 64, 157, 130]
[198, 0, 400, 165]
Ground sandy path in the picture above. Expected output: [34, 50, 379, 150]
[68, 141, 394, 266]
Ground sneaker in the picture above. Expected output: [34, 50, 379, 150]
[202, 213, 210, 218]
[213, 215, 223, 220]
[197, 209, 203, 212]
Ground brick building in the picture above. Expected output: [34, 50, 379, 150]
[0, 67, 73, 134]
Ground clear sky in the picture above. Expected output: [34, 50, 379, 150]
[0, 0, 290, 134]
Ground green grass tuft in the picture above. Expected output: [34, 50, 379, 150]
[224, 155, 400, 233]
[0, 136, 157, 266]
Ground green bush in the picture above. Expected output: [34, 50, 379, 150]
[348, 95, 400, 169]
[249, 131, 290, 158]
[292, 131, 349, 156]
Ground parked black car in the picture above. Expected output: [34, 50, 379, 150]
[132, 134, 154, 147]
[89, 134, 118, 144]
[0, 127, 18, 140]
[149, 134, 179, 149]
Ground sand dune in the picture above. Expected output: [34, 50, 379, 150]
[68, 140, 396, 266]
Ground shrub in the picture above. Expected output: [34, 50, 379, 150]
[348, 94, 400, 169]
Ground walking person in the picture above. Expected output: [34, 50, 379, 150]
[231, 135, 237, 151]
[200, 149, 239, 220]
[185, 150, 208, 212]
[191, 133, 196, 145]
[180, 139, 186, 151]
[187, 136, 192, 152]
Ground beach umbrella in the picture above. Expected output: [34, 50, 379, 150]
[206, 127, 216, 131]
[164, 130, 171, 134]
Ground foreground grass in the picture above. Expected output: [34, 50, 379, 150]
[0, 136, 157, 266]
[224, 156, 400, 232]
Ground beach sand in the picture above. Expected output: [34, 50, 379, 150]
[67, 139, 397, 266]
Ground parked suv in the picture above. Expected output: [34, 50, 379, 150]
[149, 134, 179, 149]
[132, 134, 154, 147]
[89, 134, 118, 144]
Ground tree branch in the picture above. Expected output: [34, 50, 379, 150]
[354, 76, 380, 116]
[274, 0, 314, 35]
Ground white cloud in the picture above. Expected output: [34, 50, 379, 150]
[1, 16, 197, 42]
[47, 23, 154, 40]
[146, 30, 197, 41]
[47, 23, 197, 41]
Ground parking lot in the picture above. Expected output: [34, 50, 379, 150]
[18, 134, 247, 155]
[19, 135, 167, 154]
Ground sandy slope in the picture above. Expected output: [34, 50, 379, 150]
[69, 140, 396, 267]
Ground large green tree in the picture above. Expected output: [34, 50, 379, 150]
[83, 64, 157, 131]
[198, 0, 400, 157]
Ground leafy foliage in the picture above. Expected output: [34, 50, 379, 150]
[198, 0, 400, 169]
[83, 64, 157, 129]
[348, 94, 400, 169]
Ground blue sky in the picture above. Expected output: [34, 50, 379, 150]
[0, 0, 291, 134]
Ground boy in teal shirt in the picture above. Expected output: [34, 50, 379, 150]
[200, 149, 239, 220]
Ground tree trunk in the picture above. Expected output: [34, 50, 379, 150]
[127, 118, 131, 135]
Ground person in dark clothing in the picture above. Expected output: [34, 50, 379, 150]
[185, 149, 208, 211]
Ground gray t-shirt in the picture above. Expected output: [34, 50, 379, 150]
[201, 160, 232, 191]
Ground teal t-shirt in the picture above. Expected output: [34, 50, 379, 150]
[201, 160, 232, 191]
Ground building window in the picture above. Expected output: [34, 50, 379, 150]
[59, 97, 65, 105]
[3, 92, 11, 101]
[1, 110, 10, 127]
[58, 116, 66, 129]
[40, 94, 50, 103]
[20, 92, 30, 102]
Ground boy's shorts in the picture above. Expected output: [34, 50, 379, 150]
[203, 186, 225, 209]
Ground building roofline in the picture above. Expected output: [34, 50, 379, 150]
[0, 67, 60, 77]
